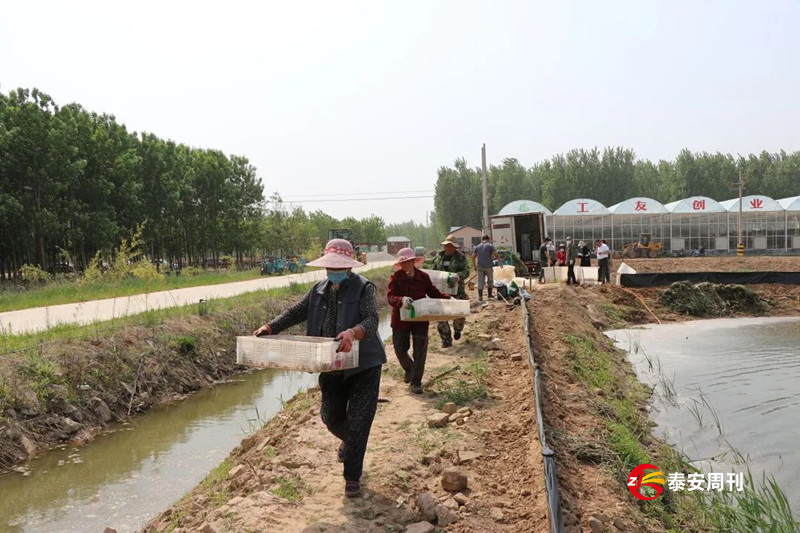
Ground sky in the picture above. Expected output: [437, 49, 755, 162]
[2, 0, 799, 224]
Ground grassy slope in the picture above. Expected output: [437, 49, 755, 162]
[0, 268, 324, 313]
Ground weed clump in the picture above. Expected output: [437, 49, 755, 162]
[660, 281, 768, 317]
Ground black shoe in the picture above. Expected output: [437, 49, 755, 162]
[478, 291, 483, 301]
[409, 383, 423, 394]
[441, 339, 452, 348]
[488, 292, 493, 298]
[345, 480, 361, 498]
[403, 370, 411, 383]
[454, 331, 461, 341]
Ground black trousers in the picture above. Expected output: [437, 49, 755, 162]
[319, 365, 381, 482]
[392, 326, 429, 386]
[567, 261, 577, 284]
[598, 257, 610, 283]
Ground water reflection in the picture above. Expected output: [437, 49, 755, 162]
[0, 314, 392, 533]
[607, 317, 800, 510]
[1, 369, 316, 533]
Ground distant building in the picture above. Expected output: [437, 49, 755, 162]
[387, 236, 412, 255]
[448, 225, 482, 250]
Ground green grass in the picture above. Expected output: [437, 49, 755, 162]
[0, 265, 393, 354]
[271, 476, 304, 502]
[0, 267, 323, 313]
[565, 333, 800, 532]
[434, 352, 489, 408]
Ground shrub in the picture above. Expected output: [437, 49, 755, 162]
[20, 264, 49, 284]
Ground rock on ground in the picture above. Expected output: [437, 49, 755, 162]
[441, 469, 468, 491]
[405, 522, 435, 533]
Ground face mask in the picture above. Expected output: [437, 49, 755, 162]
[327, 270, 348, 284]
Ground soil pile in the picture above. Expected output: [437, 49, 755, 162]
[660, 281, 768, 316]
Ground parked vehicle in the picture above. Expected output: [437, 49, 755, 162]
[489, 211, 547, 273]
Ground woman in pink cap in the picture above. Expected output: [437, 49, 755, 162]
[252, 239, 385, 498]
[386, 248, 451, 394]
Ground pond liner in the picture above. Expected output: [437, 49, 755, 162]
[522, 302, 565, 533]
[620, 271, 800, 287]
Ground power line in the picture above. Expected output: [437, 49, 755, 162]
[281, 189, 433, 198]
[286, 195, 434, 203]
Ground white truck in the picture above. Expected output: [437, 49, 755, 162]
[489, 212, 548, 269]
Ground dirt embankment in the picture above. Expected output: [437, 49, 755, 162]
[142, 258, 800, 533]
[623, 255, 800, 274]
[0, 273, 391, 472]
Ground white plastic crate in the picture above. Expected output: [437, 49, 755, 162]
[421, 269, 459, 295]
[400, 298, 471, 322]
[236, 335, 359, 373]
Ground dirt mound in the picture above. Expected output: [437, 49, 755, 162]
[660, 281, 768, 316]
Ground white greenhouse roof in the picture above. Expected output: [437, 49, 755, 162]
[554, 198, 610, 216]
[778, 196, 800, 211]
[497, 199, 552, 216]
[719, 195, 783, 212]
[608, 197, 668, 215]
[387, 236, 411, 242]
[664, 196, 726, 214]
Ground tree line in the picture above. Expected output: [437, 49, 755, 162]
[0, 88, 390, 280]
[434, 147, 800, 233]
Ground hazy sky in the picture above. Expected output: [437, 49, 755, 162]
[2, 0, 799, 224]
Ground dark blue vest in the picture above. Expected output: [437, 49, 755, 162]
[306, 274, 386, 377]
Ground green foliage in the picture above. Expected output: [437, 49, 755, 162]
[20, 264, 49, 284]
[21, 352, 62, 404]
[433, 148, 800, 232]
[182, 266, 203, 277]
[171, 335, 197, 354]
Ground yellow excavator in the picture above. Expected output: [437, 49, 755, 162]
[622, 233, 662, 258]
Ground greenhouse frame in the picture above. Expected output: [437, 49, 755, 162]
[497, 194, 800, 254]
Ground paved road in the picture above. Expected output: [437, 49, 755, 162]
[0, 261, 394, 336]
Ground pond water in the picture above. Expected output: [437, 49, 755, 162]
[0, 317, 392, 533]
[607, 317, 800, 510]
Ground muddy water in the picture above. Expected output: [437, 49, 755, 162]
[607, 317, 800, 509]
[0, 318, 392, 533]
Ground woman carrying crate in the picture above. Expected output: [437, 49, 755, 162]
[387, 248, 451, 395]
[252, 239, 385, 498]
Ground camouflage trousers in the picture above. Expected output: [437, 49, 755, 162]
[437, 292, 467, 344]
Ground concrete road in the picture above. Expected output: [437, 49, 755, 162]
[0, 261, 394, 336]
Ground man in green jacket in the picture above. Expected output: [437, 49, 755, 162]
[566, 236, 578, 285]
[431, 236, 470, 347]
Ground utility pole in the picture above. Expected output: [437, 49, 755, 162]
[481, 143, 490, 238]
[736, 169, 745, 256]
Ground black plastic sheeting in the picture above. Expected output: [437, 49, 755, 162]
[522, 303, 565, 533]
[620, 271, 800, 287]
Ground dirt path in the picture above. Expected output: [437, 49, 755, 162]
[144, 301, 554, 533]
[0, 262, 393, 335]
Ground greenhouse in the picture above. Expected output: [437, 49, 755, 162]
[663, 196, 728, 252]
[509, 192, 800, 255]
[779, 196, 800, 250]
[719, 195, 785, 250]
[607, 197, 669, 253]
[550, 198, 611, 249]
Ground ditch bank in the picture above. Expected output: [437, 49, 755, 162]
[0, 270, 391, 472]
[144, 281, 800, 533]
